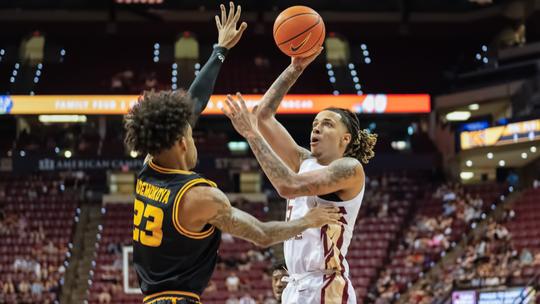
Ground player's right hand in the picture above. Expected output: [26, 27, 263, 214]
[215, 2, 248, 50]
[291, 46, 323, 70]
[304, 206, 342, 228]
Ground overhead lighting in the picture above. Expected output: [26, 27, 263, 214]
[498, 160, 505, 167]
[487, 152, 493, 159]
[446, 111, 471, 121]
[521, 152, 528, 159]
[531, 146, 537, 153]
[391, 141, 408, 151]
[468, 104, 480, 111]
[460, 172, 474, 180]
[39, 115, 87, 123]
[130, 151, 139, 158]
[64, 150, 72, 158]
[466, 160, 473, 167]
[228, 141, 248, 153]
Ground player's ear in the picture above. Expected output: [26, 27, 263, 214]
[178, 136, 188, 151]
[342, 133, 352, 146]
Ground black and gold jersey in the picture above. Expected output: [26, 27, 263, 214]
[133, 159, 221, 300]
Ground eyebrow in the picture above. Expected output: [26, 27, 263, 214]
[313, 118, 335, 124]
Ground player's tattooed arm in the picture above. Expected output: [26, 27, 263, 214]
[252, 49, 323, 172]
[190, 187, 341, 247]
[256, 47, 324, 119]
[223, 94, 363, 199]
[256, 65, 304, 118]
[247, 134, 362, 198]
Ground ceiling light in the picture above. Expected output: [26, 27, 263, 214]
[39, 115, 87, 123]
[531, 146, 537, 153]
[466, 160, 473, 167]
[460, 172, 474, 180]
[498, 160, 505, 167]
[468, 104, 479, 111]
[521, 152, 528, 159]
[487, 152, 493, 159]
[446, 111, 471, 121]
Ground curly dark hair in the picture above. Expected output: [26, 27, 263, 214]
[325, 107, 377, 164]
[124, 90, 194, 156]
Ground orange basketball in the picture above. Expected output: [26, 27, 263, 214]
[273, 6, 325, 58]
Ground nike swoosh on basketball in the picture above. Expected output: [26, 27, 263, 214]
[290, 32, 312, 52]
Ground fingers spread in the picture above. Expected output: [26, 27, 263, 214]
[221, 103, 232, 118]
[215, 15, 222, 29]
[236, 92, 248, 112]
[238, 22, 248, 33]
[233, 5, 241, 25]
[220, 4, 226, 26]
[227, 2, 235, 25]
[226, 95, 241, 112]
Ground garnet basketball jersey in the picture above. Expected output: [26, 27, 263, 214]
[283, 158, 364, 276]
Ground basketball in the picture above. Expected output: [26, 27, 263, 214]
[273, 6, 325, 58]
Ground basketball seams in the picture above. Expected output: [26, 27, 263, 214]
[273, 6, 325, 57]
[273, 12, 318, 36]
[289, 21, 325, 56]
[276, 15, 321, 46]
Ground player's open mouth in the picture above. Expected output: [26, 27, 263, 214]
[310, 137, 320, 146]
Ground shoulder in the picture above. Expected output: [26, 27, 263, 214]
[330, 157, 363, 171]
[181, 186, 231, 220]
[329, 157, 364, 180]
[183, 185, 227, 203]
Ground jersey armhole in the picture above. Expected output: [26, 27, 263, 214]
[172, 178, 218, 239]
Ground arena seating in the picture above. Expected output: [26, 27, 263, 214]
[370, 182, 506, 302]
[0, 174, 78, 304]
[348, 174, 425, 303]
[506, 188, 540, 285]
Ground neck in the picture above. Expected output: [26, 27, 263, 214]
[316, 154, 341, 166]
[152, 149, 189, 171]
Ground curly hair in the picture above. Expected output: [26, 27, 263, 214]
[325, 107, 377, 164]
[124, 90, 194, 156]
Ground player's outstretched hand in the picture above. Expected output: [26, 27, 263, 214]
[291, 47, 324, 71]
[222, 92, 258, 139]
[215, 2, 248, 49]
[304, 206, 342, 228]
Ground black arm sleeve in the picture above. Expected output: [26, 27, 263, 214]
[188, 45, 229, 126]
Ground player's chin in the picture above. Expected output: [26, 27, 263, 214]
[310, 147, 321, 158]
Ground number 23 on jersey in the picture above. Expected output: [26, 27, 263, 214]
[133, 199, 164, 247]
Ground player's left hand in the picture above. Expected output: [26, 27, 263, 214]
[216, 2, 248, 49]
[222, 93, 258, 138]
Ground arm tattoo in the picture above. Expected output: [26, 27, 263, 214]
[246, 134, 359, 196]
[258, 65, 303, 117]
[208, 193, 308, 247]
[297, 158, 358, 195]
[245, 134, 299, 191]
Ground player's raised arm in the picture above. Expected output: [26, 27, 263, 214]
[254, 48, 323, 172]
[188, 1, 247, 127]
[223, 94, 366, 199]
[181, 186, 341, 248]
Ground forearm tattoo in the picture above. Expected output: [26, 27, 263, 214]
[259, 65, 303, 116]
[246, 134, 358, 196]
[208, 192, 308, 246]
